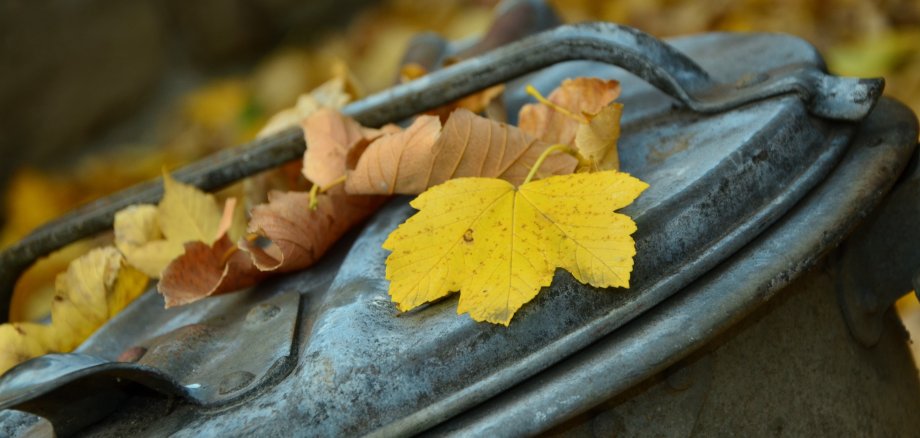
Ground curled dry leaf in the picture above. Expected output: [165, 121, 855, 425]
[158, 187, 386, 307]
[157, 235, 265, 308]
[157, 195, 255, 307]
[519, 78, 623, 170]
[241, 187, 387, 272]
[0, 247, 149, 374]
[384, 171, 648, 325]
[576, 103, 624, 171]
[346, 108, 578, 195]
[518, 77, 621, 145]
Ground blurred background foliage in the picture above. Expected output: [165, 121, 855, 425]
[1, 0, 919, 329]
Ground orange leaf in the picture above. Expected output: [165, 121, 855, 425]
[518, 77, 621, 146]
[345, 108, 578, 195]
[241, 187, 387, 272]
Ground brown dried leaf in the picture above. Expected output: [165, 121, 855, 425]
[157, 235, 265, 308]
[241, 187, 387, 272]
[346, 109, 578, 195]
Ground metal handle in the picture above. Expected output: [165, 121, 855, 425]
[0, 22, 884, 322]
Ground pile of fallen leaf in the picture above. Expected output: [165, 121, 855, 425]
[0, 75, 647, 373]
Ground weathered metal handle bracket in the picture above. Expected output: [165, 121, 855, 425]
[0, 22, 884, 321]
[837, 151, 920, 347]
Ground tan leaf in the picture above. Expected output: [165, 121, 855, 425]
[2, 247, 149, 375]
[518, 77, 621, 146]
[346, 108, 578, 195]
[301, 109, 393, 187]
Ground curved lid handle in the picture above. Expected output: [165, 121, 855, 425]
[349, 22, 884, 126]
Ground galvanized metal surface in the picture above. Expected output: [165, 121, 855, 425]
[426, 97, 918, 436]
[0, 21, 882, 322]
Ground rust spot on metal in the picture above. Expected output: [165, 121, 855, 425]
[117, 346, 148, 363]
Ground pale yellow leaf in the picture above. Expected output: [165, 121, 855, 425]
[115, 204, 184, 278]
[50, 247, 147, 351]
[384, 171, 647, 325]
[0, 323, 56, 375]
[575, 103, 623, 171]
[158, 173, 223, 245]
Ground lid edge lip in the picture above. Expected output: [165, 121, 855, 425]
[369, 98, 855, 438]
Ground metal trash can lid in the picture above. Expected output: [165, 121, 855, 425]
[2, 22, 915, 437]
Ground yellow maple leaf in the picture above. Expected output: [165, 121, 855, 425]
[0, 247, 149, 375]
[114, 174, 240, 278]
[383, 170, 647, 325]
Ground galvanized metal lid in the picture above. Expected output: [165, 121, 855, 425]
[2, 21, 911, 437]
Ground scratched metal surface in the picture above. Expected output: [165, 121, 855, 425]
[0, 29, 880, 436]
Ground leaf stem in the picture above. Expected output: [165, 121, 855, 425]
[219, 246, 239, 265]
[320, 175, 348, 193]
[308, 175, 348, 210]
[525, 85, 587, 124]
[308, 184, 321, 210]
[523, 144, 577, 185]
